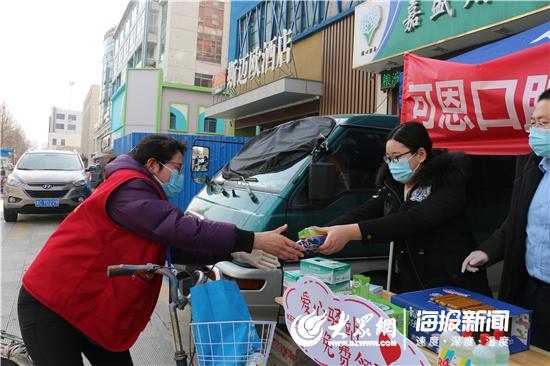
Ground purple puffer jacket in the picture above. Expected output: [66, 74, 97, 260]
[103, 154, 254, 264]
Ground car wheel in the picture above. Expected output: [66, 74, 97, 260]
[3, 206, 18, 222]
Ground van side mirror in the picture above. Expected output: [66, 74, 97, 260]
[193, 176, 211, 185]
[191, 146, 210, 173]
[309, 162, 337, 201]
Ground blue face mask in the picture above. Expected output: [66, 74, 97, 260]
[388, 159, 415, 184]
[156, 163, 184, 198]
[529, 128, 550, 158]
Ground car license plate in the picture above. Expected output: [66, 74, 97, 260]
[35, 199, 60, 207]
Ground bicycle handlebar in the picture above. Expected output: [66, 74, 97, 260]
[106, 263, 209, 308]
[106, 263, 159, 277]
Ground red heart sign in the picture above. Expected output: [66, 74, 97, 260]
[379, 333, 401, 365]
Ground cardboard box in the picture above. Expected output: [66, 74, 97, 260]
[283, 270, 302, 293]
[368, 293, 408, 334]
[299, 257, 351, 284]
[268, 327, 318, 366]
[391, 287, 532, 354]
[283, 270, 350, 295]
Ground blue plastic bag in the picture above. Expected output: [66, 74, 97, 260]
[191, 280, 261, 365]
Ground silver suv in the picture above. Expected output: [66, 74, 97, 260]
[2, 150, 91, 222]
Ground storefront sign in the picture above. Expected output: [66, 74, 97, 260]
[401, 41, 550, 155]
[381, 70, 401, 90]
[353, 1, 399, 68]
[227, 29, 293, 89]
[353, 1, 547, 72]
[212, 69, 227, 95]
[284, 276, 428, 366]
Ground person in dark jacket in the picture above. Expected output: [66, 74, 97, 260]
[462, 89, 550, 351]
[315, 122, 491, 295]
[18, 135, 304, 365]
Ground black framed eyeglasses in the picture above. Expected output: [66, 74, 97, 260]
[383, 151, 413, 164]
[524, 121, 550, 132]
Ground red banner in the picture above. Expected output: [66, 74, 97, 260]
[401, 45, 550, 155]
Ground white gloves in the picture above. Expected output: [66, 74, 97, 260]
[231, 249, 281, 270]
[461, 250, 489, 273]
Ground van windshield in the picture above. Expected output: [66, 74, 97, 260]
[17, 153, 83, 171]
[215, 157, 308, 194]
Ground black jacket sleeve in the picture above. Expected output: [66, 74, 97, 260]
[358, 183, 467, 242]
[477, 217, 508, 266]
[327, 189, 385, 226]
[476, 154, 530, 266]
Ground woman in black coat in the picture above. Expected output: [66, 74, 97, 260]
[316, 122, 491, 295]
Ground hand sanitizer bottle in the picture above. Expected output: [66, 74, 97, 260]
[472, 333, 496, 366]
[453, 330, 475, 366]
[491, 330, 510, 366]
[439, 329, 460, 366]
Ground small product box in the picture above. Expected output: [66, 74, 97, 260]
[368, 293, 408, 335]
[283, 270, 350, 295]
[351, 274, 370, 298]
[300, 257, 351, 284]
[391, 287, 532, 354]
[328, 280, 351, 295]
[283, 270, 303, 294]
[369, 284, 383, 297]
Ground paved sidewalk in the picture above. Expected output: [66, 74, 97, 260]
[1, 207, 193, 366]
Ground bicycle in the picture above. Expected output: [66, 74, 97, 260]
[1, 330, 32, 366]
[107, 264, 276, 366]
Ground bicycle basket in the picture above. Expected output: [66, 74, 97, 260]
[190, 320, 276, 366]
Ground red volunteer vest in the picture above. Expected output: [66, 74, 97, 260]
[23, 169, 167, 352]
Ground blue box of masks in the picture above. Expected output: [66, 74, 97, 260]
[391, 287, 532, 354]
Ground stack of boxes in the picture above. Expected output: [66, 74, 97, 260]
[283, 257, 351, 295]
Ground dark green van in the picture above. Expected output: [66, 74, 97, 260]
[186, 115, 515, 321]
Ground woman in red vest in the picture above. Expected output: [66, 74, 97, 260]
[18, 135, 303, 365]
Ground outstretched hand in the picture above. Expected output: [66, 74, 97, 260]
[316, 224, 362, 255]
[461, 250, 489, 273]
[253, 224, 304, 261]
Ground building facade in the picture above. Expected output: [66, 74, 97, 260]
[110, 68, 231, 140]
[204, 0, 389, 133]
[109, 0, 233, 139]
[81, 85, 100, 162]
[47, 107, 82, 151]
[93, 27, 116, 159]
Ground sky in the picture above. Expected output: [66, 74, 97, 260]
[0, 0, 130, 147]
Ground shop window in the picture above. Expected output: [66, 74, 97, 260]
[52, 138, 57, 146]
[197, 105, 223, 135]
[60, 139, 65, 146]
[194, 73, 213, 88]
[197, 0, 224, 63]
[265, 1, 273, 41]
[197, 33, 223, 63]
[168, 103, 189, 131]
[204, 118, 217, 133]
[249, 10, 258, 52]
[159, 1, 168, 63]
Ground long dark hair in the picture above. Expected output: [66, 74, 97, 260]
[130, 135, 187, 165]
[386, 122, 433, 160]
